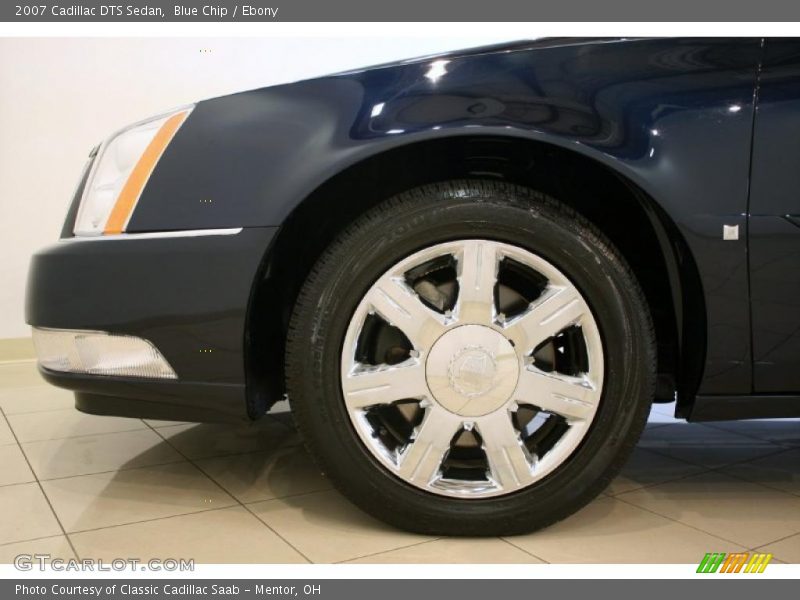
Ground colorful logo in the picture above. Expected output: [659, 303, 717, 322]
[697, 552, 772, 574]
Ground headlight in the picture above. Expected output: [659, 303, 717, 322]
[73, 105, 193, 236]
[32, 327, 177, 379]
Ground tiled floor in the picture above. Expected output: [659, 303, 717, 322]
[0, 360, 798, 564]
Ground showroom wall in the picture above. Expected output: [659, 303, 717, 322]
[0, 35, 512, 342]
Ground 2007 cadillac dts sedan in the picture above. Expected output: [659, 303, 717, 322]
[26, 38, 800, 535]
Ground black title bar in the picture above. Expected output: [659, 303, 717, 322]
[4, 579, 795, 600]
[4, 0, 800, 22]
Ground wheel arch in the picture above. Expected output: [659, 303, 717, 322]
[245, 133, 706, 419]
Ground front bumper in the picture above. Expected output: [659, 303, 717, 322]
[25, 227, 278, 422]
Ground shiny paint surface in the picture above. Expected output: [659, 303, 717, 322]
[748, 39, 800, 393]
[748, 217, 800, 391]
[129, 38, 761, 396]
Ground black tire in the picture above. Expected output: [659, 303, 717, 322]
[285, 180, 655, 536]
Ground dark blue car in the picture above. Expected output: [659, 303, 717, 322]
[25, 38, 800, 535]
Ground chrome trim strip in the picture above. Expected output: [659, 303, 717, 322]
[60, 228, 243, 243]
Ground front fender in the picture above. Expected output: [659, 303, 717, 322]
[130, 37, 758, 233]
[129, 37, 761, 395]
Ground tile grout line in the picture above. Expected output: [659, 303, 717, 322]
[633, 444, 730, 468]
[647, 417, 798, 451]
[611, 491, 759, 550]
[334, 537, 444, 564]
[701, 445, 800, 498]
[143, 420, 314, 564]
[709, 447, 800, 499]
[0, 533, 75, 549]
[3, 421, 192, 485]
[614, 445, 800, 550]
[3, 425, 328, 535]
[57, 505, 243, 537]
[621, 421, 792, 476]
[498, 537, 550, 564]
[0, 406, 81, 561]
[750, 529, 800, 551]
[1, 408, 80, 418]
[5, 456, 190, 486]
[638, 438, 791, 476]
[605, 469, 713, 498]
[8, 422, 149, 444]
[701, 419, 800, 448]
[209, 488, 316, 564]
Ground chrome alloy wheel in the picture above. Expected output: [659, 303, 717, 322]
[340, 240, 604, 498]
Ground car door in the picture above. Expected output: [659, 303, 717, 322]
[748, 38, 800, 393]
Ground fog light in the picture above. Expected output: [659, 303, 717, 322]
[32, 328, 177, 379]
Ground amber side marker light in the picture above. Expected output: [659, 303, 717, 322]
[103, 110, 188, 234]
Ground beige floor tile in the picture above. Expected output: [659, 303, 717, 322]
[0, 362, 44, 389]
[721, 448, 800, 497]
[504, 495, 744, 563]
[23, 429, 184, 480]
[347, 538, 543, 564]
[617, 471, 800, 548]
[0, 444, 35, 486]
[0, 483, 63, 544]
[71, 506, 306, 564]
[0, 535, 76, 564]
[0, 386, 74, 415]
[196, 445, 330, 503]
[606, 447, 706, 496]
[41, 462, 236, 532]
[637, 422, 783, 467]
[757, 532, 800, 564]
[249, 490, 434, 563]
[0, 417, 16, 446]
[156, 419, 297, 460]
[7, 409, 146, 443]
[706, 419, 800, 449]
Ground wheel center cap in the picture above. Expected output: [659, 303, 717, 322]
[425, 325, 520, 417]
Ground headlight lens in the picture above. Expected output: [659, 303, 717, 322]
[73, 105, 193, 236]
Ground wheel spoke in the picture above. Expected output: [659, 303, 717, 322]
[366, 275, 447, 349]
[342, 361, 427, 409]
[456, 241, 499, 324]
[477, 410, 535, 490]
[515, 366, 598, 421]
[504, 285, 588, 353]
[341, 238, 606, 499]
[398, 407, 461, 486]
